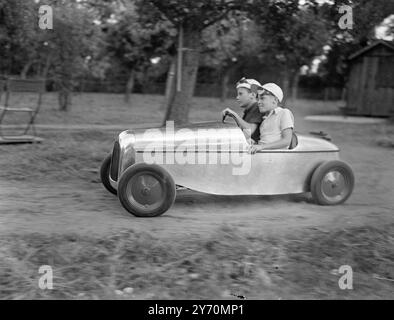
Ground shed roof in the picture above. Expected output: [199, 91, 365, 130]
[348, 40, 394, 60]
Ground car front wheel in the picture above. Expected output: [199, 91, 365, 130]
[118, 163, 176, 217]
[310, 160, 354, 205]
[100, 154, 117, 195]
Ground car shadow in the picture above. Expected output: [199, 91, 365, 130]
[175, 190, 312, 205]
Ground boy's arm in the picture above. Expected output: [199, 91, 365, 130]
[249, 128, 293, 153]
[236, 117, 258, 144]
[222, 108, 258, 135]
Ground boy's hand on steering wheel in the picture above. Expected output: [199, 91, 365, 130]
[222, 108, 236, 118]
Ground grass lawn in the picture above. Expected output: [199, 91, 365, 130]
[1, 92, 349, 126]
[0, 93, 393, 299]
[1, 224, 393, 299]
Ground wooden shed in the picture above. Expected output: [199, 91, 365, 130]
[345, 40, 394, 116]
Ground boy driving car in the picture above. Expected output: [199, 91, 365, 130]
[221, 78, 264, 143]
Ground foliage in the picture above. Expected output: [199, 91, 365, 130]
[252, 1, 330, 82]
[136, 0, 255, 123]
[0, 0, 105, 110]
[0, 0, 38, 75]
[42, 2, 103, 110]
[139, 0, 252, 30]
[318, 0, 394, 86]
[104, 3, 176, 79]
[1, 0, 392, 109]
[201, 13, 262, 68]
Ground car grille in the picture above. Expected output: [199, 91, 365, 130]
[110, 141, 120, 181]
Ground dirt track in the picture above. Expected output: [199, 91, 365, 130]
[0, 178, 393, 239]
[1, 112, 393, 239]
[0, 95, 394, 237]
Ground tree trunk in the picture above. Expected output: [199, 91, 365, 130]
[164, 28, 201, 125]
[341, 86, 346, 102]
[220, 67, 231, 102]
[161, 56, 177, 112]
[21, 60, 34, 79]
[124, 69, 135, 103]
[290, 71, 300, 102]
[281, 68, 290, 105]
[58, 89, 71, 111]
[41, 52, 53, 79]
[324, 87, 329, 101]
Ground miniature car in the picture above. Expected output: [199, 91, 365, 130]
[100, 117, 354, 217]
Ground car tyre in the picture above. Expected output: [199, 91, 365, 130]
[100, 154, 117, 195]
[118, 163, 176, 217]
[311, 160, 354, 205]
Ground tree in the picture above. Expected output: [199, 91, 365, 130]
[46, 2, 103, 111]
[137, 0, 251, 125]
[0, 0, 104, 111]
[201, 13, 262, 101]
[318, 0, 394, 89]
[384, 15, 394, 39]
[0, 0, 38, 76]
[104, 4, 175, 103]
[251, 0, 330, 101]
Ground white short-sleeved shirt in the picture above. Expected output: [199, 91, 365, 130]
[258, 107, 294, 145]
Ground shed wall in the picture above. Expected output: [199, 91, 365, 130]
[346, 45, 394, 116]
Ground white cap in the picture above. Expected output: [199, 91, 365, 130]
[236, 78, 262, 91]
[258, 83, 283, 103]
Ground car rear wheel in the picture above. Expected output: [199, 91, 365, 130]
[311, 160, 354, 205]
[118, 163, 176, 217]
[100, 154, 117, 195]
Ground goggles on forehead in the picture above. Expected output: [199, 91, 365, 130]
[236, 78, 259, 93]
[236, 78, 263, 95]
[236, 77, 248, 86]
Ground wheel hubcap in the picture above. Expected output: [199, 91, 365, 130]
[321, 170, 349, 202]
[125, 172, 164, 211]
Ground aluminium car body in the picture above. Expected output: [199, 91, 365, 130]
[108, 121, 339, 196]
[100, 120, 354, 217]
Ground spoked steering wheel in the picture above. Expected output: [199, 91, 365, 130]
[222, 111, 237, 124]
